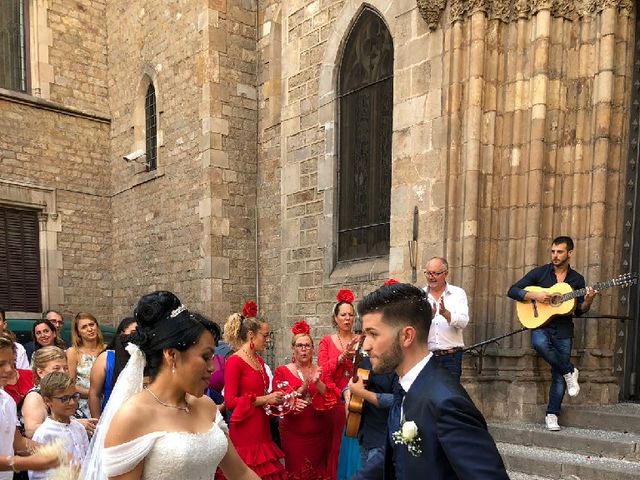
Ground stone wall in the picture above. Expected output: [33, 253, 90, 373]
[0, 93, 111, 321]
[107, 0, 259, 323]
[258, 0, 634, 418]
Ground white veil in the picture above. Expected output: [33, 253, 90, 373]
[80, 343, 145, 480]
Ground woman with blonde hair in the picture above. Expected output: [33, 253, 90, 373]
[273, 320, 335, 479]
[21, 346, 69, 438]
[222, 301, 287, 480]
[67, 312, 106, 418]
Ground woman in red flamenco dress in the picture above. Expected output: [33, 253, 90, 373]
[222, 301, 287, 480]
[317, 290, 361, 479]
[273, 320, 337, 480]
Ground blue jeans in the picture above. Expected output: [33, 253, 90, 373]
[352, 446, 384, 480]
[531, 327, 574, 415]
[431, 350, 463, 380]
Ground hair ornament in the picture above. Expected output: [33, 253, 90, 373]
[384, 279, 399, 286]
[170, 305, 187, 318]
[291, 320, 311, 336]
[242, 300, 258, 318]
[336, 289, 355, 304]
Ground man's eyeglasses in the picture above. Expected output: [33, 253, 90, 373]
[424, 270, 447, 278]
[52, 393, 81, 404]
[294, 344, 312, 350]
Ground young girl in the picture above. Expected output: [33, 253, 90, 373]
[30, 371, 89, 479]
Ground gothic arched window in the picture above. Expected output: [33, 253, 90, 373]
[337, 8, 393, 262]
[145, 83, 157, 171]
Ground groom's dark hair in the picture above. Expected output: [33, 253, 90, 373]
[358, 283, 433, 343]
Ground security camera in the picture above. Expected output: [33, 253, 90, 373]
[122, 150, 145, 162]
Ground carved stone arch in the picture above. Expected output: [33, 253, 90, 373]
[317, 1, 399, 276]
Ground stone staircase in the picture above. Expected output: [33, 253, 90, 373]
[490, 403, 640, 479]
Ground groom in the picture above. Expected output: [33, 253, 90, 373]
[358, 283, 508, 479]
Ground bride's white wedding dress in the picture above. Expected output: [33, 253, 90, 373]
[81, 344, 229, 480]
[103, 411, 228, 479]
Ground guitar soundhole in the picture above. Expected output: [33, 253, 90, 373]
[550, 294, 563, 307]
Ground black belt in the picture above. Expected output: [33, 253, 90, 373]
[432, 347, 463, 356]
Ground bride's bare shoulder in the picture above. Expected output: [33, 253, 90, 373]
[104, 392, 153, 447]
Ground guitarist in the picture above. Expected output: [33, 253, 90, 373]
[347, 356, 396, 480]
[507, 236, 596, 431]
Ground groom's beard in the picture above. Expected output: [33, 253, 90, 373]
[372, 334, 403, 374]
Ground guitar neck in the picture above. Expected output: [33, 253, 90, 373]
[562, 280, 613, 302]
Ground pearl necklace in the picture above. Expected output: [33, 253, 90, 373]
[145, 387, 190, 413]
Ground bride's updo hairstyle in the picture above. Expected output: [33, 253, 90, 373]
[223, 300, 266, 349]
[132, 290, 220, 380]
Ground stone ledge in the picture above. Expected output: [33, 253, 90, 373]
[0, 87, 110, 123]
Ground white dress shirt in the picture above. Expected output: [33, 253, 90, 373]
[15, 343, 28, 370]
[424, 283, 469, 350]
[30, 418, 89, 480]
[398, 352, 433, 418]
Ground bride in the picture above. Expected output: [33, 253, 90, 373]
[81, 291, 259, 480]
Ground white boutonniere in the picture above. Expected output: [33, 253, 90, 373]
[392, 419, 422, 456]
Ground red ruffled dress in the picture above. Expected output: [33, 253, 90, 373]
[223, 354, 286, 480]
[317, 337, 354, 480]
[273, 365, 337, 480]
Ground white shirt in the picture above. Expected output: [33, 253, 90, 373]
[29, 417, 89, 480]
[424, 283, 469, 350]
[15, 343, 28, 370]
[0, 389, 18, 480]
[398, 353, 433, 418]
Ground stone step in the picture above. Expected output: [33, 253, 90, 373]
[507, 472, 555, 480]
[559, 403, 640, 434]
[490, 422, 640, 461]
[498, 442, 640, 480]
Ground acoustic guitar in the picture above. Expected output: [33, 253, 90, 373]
[516, 272, 637, 329]
[345, 337, 369, 438]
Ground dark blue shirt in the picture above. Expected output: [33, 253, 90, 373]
[507, 263, 586, 338]
[358, 357, 397, 450]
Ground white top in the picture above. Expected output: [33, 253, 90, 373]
[0, 389, 18, 480]
[15, 343, 29, 370]
[424, 283, 469, 350]
[29, 418, 89, 480]
[102, 410, 228, 479]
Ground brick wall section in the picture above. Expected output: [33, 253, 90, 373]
[107, 1, 215, 319]
[257, 1, 284, 345]
[0, 98, 111, 321]
[219, 1, 259, 317]
[107, 0, 259, 323]
[47, 0, 109, 114]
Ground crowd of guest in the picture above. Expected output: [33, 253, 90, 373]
[0, 288, 367, 480]
[0, 262, 480, 480]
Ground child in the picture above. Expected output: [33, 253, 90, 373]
[29, 372, 89, 480]
[0, 333, 59, 479]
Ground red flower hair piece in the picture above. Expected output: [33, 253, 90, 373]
[336, 289, 355, 304]
[291, 320, 311, 336]
[242, 300, 258, 318]
[384, 279, 399, 286]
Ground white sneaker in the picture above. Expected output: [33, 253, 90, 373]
[545, 413, 560, 431]
[563, 368, 580, 397]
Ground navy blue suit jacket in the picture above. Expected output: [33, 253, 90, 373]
[384, 360, 508, 480]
